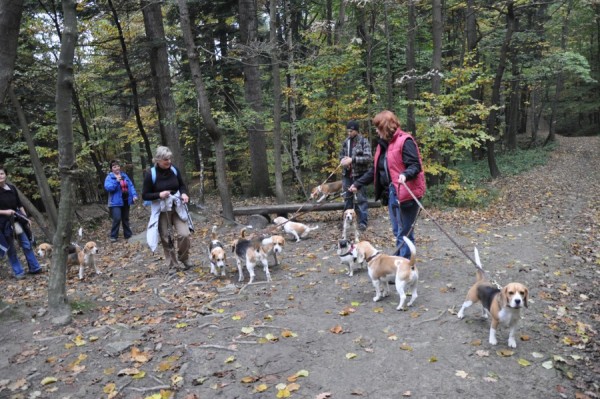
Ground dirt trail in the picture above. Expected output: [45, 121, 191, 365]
[0, 135, 598, 399]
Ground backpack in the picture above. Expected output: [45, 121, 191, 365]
[143, 165, 177, 206]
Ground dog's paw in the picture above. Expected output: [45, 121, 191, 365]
[489, 338, 498, 345]
[457, 311, 464, 319]
[508, 339, 517, 348]
[373, 296, 381, 302]
[396, 305, 406, 311]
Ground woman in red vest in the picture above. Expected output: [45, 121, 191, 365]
[350, 110, 426, 258]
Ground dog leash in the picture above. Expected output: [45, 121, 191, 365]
[400, 182, 479, 268]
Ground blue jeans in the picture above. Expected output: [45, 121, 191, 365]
[7, 231, 41, 276]
[110, 205, 132, 239]
[342, 176, 368, 227]
[388, 184, 420, 258]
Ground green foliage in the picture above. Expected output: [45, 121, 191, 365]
[427, 143, 555, 208]
[415, 59, 495, 180]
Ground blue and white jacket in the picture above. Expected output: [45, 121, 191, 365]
[104, 172, 138, 207]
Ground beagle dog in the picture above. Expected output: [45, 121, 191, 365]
[273, 216, 319, 242]
[36, 242, 53, 260]
[209, 225, 227, 276]
[337, 239, 358, 276]
[36, 242, 98, 280]
[309, 180, 342, 203]
[260, 235, 285, 266]
[365, 237, 418, 310]
[232, 230, 270, 284]
[457, 249, 529, 348]
[72, 241, 101, 280]
[342, 209, 360, 243]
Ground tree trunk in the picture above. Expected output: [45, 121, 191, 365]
[176, 0, 234, 222]
[8, 85, 58, 235]
[431, 0, 443, 95]
[107, 0, 153, 165]
[238, 0, 271, 196]
[270, 0, 285, 203]
[545, 0, 573, 146]
[384, 3, 393, 110]
[285, 0, 305, 195]
[0, 0, 23, 105]
[486, 1, 516, 178]
[141, 0, 185, 176]
[406, 0, 417, 134]
[49, 0, 78, 326]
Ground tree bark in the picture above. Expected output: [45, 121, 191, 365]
[49, 0, 78, 326]
[107, 0, 153, 165]
[406, 0, 417, 134]
[8, 85, 58, 235]
[239, 0, 271, 196]
[177, 0, 234, 222]
[270, 0, 285, 203]
[486, 1, 516, 178]
[431, 0, 443, 95]
[0, 0, 23, 105]
[141, 0, 185, 176]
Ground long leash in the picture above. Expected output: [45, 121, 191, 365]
[400, 181, 480, 269]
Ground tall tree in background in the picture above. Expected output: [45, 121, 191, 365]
[177, 0, 234, 221]
[270, 0, 285, 203]
[405, 0, 417, 134]
[49, 0, 78, 326]
[238, 0, 271, 196]
[0, 0, 24, 104]
[141, 0, 186, 175]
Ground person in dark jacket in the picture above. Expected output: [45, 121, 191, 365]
[350, 110, 426, 258]
[339, 120, 373, 231]
[0, 165, 42, 279]
[104, 160, 138, 242]
[142, 146, 192, 270]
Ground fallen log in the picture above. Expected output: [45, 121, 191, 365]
[231, 201, 382, 217]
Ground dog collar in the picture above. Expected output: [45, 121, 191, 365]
[366, 251, 381, 263]
[340, 244, 355, 258]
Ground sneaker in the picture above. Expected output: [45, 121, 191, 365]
[15, 274, 25, 280]
[110, 238, 117, 243]
[359, 224, 367, 231]
[28, 269, 42, 275]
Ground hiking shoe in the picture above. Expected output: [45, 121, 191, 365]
[359, 224, 367, 231]
[15, 274, 26, 280]
[28, 269, 42, 275]
[110, 238, 117, 243]
[180, 260, 193, 270]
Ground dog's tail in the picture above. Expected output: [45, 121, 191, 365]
[211, 225, 218, 241]
[402, 236, 417, 268]
[309, 225, 319, 232]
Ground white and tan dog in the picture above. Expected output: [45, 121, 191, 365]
[457, 249, 529, 348]
[336, 239, 358, 276]
[36, 242, 100, 280]
[365, 236, 418, 310]
[342, 209, 359, 243]
[273, 216, 319, 242]
[260, 235, 285, 266]
[232, 231, 270, 284]
[208, 225, 227, 276]
[310, 180, 343, 203]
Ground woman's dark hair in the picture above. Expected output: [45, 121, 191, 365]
[109, 160, 120, 169]
[0, 164, 6, 174]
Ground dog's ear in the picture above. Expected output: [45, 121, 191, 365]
[502, 285, 510, 307]
[523, 287, 529, 308]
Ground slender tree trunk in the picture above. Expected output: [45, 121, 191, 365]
[384, 3, 393, 110]
[8, 85, 58, 235]
[431, 0, 442, 95]
[239, 0, 271, 196]
[107, 0, 153, 165]
[49, 0, 78, 326]
[141, 0, 185, 175]
[0, 0, 23, 105]
[545, 0, 573, 146]
[285, 0, 304, 195]
[177, 0, 234, 221]
[486, 1, 516, 178]
[270, 0, 285, 203]
[507, 27, 520, 151]
[406, 0, 417, 134]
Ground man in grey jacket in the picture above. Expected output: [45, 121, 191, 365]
[339, 121, 373, 230]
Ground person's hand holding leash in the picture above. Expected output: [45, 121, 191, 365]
[398, 174, 406, 184]
[348, 184, 358, 193]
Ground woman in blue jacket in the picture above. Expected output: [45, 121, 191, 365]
[104, 160, 138, 242]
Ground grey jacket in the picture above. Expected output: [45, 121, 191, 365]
[339, 134, 373, 179]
